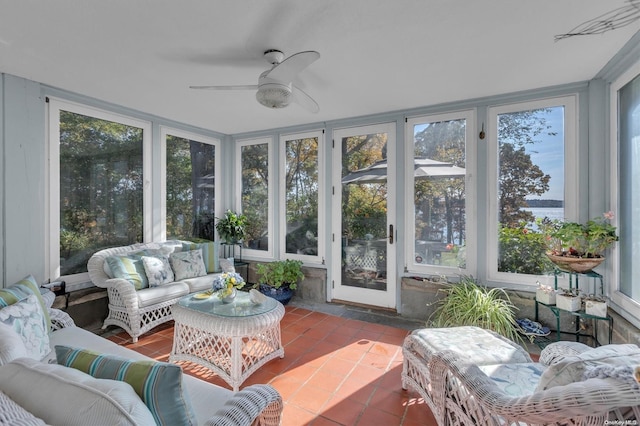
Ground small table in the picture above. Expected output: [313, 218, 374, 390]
[170, 291, 285, 391]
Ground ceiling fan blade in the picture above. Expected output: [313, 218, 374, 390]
[189, 85, 258, 90]
[266, 51, 320, 82]
[292, 85, 319, 113]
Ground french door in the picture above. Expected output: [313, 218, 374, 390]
[331, 123, 397, 309]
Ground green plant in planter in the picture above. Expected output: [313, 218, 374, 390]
[256, 260, 304, 290]
[215, 210, 247, 244]
[538, 211, 618, 258]
[429, 275, 521, 342]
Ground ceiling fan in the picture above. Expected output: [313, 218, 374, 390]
[190, 49, 320, 113]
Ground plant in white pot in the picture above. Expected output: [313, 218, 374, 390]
[255, 260, 304, 305]
[556, 288, 581, 312]
[584, 294, 608, 317]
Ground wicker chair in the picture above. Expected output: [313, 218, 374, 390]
[427, 346, 640, 425]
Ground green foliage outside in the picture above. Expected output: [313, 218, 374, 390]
[498, 224, 555, 275]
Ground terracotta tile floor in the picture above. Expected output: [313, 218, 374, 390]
[106, 305, 437, 426]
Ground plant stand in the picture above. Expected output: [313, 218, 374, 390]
[535, 270, 612, 347]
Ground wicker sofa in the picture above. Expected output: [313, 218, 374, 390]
[88, 240, 223, 342]
[422, 337, 640, 425]
[0, 277, 282, 425]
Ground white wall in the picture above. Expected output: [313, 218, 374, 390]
[1, 74, 47, 285]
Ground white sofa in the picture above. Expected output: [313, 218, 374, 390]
[0, 281, 282, 426]
[88, 240, 223, 342]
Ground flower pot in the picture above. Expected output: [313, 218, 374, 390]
[259, 284, 293, 305]
[536, 288, 556, 305]
[585, 300, 608, 317]
[545, 253, 605, 274]
[556, 294, 581, 312]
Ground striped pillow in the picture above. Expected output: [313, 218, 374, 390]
[55, 346, 197, 426]
[0, 275, 51, 331]
[105, 254, 149, 290]
[182, 241, 219, 273]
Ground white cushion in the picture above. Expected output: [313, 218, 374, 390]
[0, 390, 47, 425]
[135, 282, 190, 308]
[536, 344, 640, 391]
[0, 358, 156, 426]
[0, 294, 50, 361]
[0, 322, 28, 365]
[182, 273, 221, 293]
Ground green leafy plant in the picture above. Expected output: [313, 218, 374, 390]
[256, 260, 304, 290]
[538, 211, 618, 258]
[429, 275, 521, 342]
[215, 210, 247, 244]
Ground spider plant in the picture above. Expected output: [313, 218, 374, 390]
[429, 275, 521, 342]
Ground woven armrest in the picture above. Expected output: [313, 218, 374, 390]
[49, 308, 75, 330]
[539, 341, 592, 366]
[204, 384, 282, 426]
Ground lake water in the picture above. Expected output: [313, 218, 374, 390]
[523, 207, 564, 222]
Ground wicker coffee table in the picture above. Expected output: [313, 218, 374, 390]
[170, 291, 285, 391]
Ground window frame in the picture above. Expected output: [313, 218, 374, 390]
[47, 98, 152, 287]
[278, 130, 325, 264]
[235, 136, 274, 260]
[610, 59, 640, 322]
[486, 95, 578, 287]
[159, 126, 222, 242]
[404, 109, 477, 276]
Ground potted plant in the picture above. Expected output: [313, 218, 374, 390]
[429, 275, 521, 343]
[584, 294, 608, 317]
[555, 288, 581, 312]
[538, 211, 619, 273]
[215, 210, 247, 244]
[535, 282, 556, 305]
[255, 259, 304, 305]
[212, 272, 246, 304]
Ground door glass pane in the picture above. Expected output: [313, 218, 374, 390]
[166, 135, 216, 241]
[59, 111, 143, 275]
[619, 73, 640, 299]
[241, 143, 269, 251]
[341, 133, 388, 290]
[285, 137, 319, 255]
[411, 119, 467, 267]
[497, 107, 564, 275]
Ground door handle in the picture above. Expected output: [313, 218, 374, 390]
[389, 224, 394, 244]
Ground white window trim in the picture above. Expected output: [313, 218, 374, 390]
[235, 136, 274, 260]
[47, 98, 151, 286]
[610, 59, 640, 324]
[159, 126, 222, 242]
[404, 109, 477, 276]
[279, 130, 326, 264]
[487, 95, 578, 288]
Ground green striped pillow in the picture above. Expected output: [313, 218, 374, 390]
[105, 254, 149, 290]
[182, 241, 219, 273]
[0, 275, 51, 332]
[55, 345, 197, 426]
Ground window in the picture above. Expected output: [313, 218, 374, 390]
[406, 111, 476, 275]
[611, 62, 640, 320]
[48, 99, 151, 285]
[161, 127, 221, 242]
[280, 131, 324, 263]
[236, 137, 273, 258]
[488, 96, 577, 285]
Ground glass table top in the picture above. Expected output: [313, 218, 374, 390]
[178, 291, 278, 318]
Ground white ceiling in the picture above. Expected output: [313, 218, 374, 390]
[1, 1, 638, 135]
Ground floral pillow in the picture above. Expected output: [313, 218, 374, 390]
[0, 294, 50, 361]
[141, 255, 175, 287]
[169, 249, 207, 281]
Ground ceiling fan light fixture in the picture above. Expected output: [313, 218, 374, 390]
[256, 83, 292, 109]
